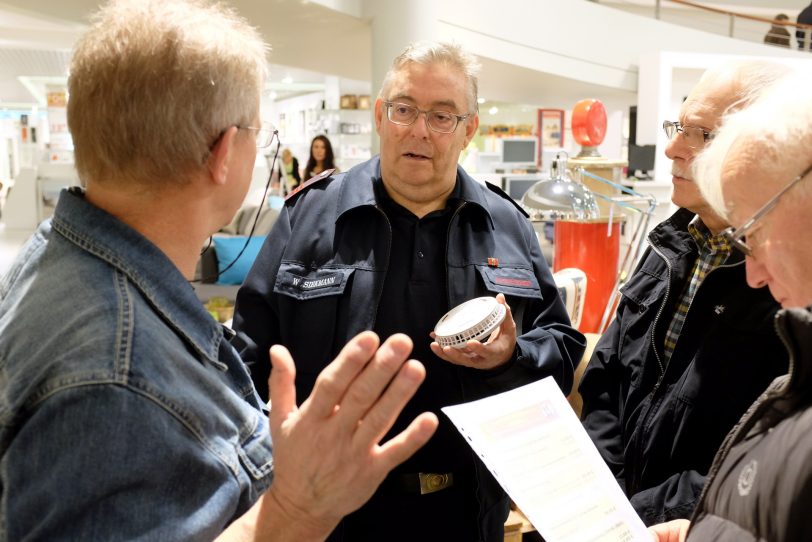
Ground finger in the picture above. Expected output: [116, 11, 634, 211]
[303, 331, 380, 419]
[335, 334, 413, 428]
[501, 299, 517, 334]
[435, 343, 478, 368]
[375, 412, 439, 474]
[269, 345, 297, 432]
[353, 359, 429, 447]
[429, 341, 452, 361]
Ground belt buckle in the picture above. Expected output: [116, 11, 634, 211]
[418, 472, 453, 495]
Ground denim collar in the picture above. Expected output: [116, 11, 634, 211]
[334, 155, 494, 226]
[51, 188, 223, 365]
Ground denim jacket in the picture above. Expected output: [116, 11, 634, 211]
[0, 188, 274, 541]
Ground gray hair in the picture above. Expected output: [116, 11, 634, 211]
[695, 68, 812, 219]
[68, 0, 268, 186]
[378, 41, 481, 113]
[696, 59, 793, 118]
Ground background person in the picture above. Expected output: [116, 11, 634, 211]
[233, 41, 585, 542]
[280, 147, 301, 193]
[302, 134, 337, 181]
[797, 1, 812, 50]
[764, 13, 791, 47]
[578, 60, 789, 526]
[653, 67, 812, 542]
[0, 1, 437, 540]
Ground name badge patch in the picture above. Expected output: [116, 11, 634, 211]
[289, 272, 342, 291]
[494, 277, 533, 288]
[274, 264, 354, 301]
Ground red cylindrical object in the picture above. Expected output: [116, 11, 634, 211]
[553, 219, 621, 333]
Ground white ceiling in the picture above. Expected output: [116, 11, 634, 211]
[0, 0, 372, 106]
[0, 0, 802, 109]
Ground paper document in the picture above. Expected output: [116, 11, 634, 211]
[442, 377, 650, 542]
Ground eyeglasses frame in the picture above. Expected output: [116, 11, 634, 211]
[383, 101, 471, 134]
[237, 120, 278, 148]
[662, 120, 715, 148]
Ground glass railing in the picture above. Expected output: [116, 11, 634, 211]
[595, 0, 812, 51]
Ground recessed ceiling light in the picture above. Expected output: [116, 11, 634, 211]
[477, 97, 485, 104]
[488, 106, 499, 115]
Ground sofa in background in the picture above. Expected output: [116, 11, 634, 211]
[193, 203, 279, 303]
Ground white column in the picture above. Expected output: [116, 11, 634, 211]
[362, 0, 439, 153]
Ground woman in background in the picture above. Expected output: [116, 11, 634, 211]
[303, 134, 337, 181]
[281, 148, 301, 193]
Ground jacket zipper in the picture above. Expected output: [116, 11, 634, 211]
[371, 205, 393, 329]
[630, 241, 741, 491]
[444, 200, 467, 310]
[445, 200, 491, 541]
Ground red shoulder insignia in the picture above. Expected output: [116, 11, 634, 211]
[285, 168, 336, 201]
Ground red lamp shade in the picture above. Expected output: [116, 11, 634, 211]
[571, 99, 607, 147]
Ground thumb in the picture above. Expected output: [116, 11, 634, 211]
[268, 345, 297, 432]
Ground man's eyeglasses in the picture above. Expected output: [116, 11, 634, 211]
[662, 120, 714, 149]
[383, 101, 470, 134]
[238, 121, 277, 148]
[722, 162, 812, 256]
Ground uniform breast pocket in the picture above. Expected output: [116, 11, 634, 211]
[273, 264, 354, 301]
[272, 263, 355, 378]
[476, 265, 541, 300]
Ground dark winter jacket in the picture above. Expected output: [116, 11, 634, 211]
[688, 305, 812, 541]
[579, 208, 787, 525]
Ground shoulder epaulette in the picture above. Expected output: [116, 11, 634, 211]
[484, 181, 530, 218]
[285, 168, 336, 202]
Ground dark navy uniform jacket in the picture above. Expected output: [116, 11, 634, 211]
[232, 155, 585, 538]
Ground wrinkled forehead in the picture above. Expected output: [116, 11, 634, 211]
[681, 75, 739, 130]
[387, 62, 469, 111]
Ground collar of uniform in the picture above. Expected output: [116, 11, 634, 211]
[373, 174, 463, 217]
[51, 187, 224, 365]
[334, 156, 493, 225]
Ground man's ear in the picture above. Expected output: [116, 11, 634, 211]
[463, 114, 479, 148]
[207, 127, 238, 185]
[374, 98, 384, 136]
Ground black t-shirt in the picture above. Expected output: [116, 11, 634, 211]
[372, 178, 475, 475]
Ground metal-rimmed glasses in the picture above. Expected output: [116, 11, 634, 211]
[662, 120, 715, 149]
[721, 162, 812, 256]
[238, 121, 277, 148]
[383, 101, 471, 133]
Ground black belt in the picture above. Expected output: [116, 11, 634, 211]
[384, 472, 455, 495]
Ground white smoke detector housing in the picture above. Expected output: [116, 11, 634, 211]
[434, 296, 507, 349]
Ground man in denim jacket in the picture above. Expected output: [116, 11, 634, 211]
[0, 1, 437, 540]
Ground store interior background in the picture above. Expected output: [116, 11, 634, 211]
[1, 0, 812, 275]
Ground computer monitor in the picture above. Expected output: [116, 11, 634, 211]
[501, 137, 538, 169]
[504, 177, 539, 201]
[628, 144, 655, 177]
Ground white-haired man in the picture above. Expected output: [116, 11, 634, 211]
[651, 67, 812, 541]
[233, 41, 586, 541]
[579, 61, 789, 525]
[0, 1, 439, 540]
